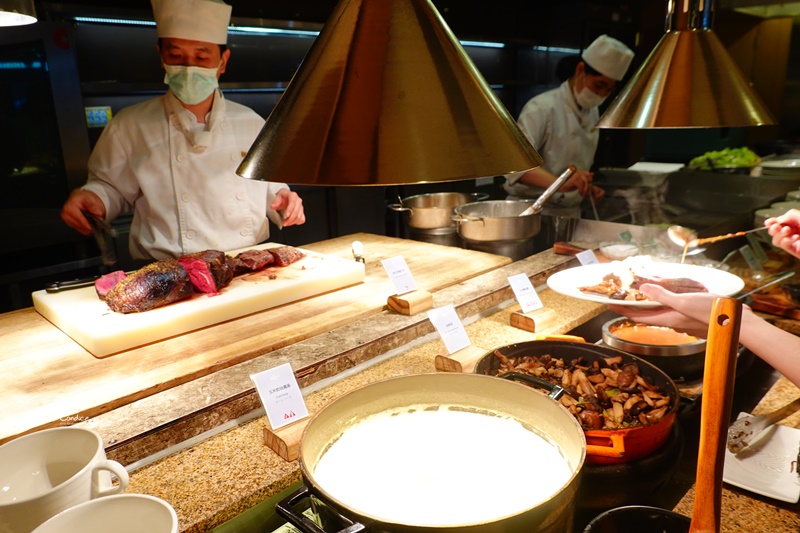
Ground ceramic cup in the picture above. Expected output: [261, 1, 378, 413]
[0, 427, 129, 533]
[32, 494, 178, 533]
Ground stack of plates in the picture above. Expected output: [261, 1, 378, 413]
[761, 158, 800, 177]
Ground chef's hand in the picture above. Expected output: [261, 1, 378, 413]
[589, 185, 605, 202]
[559, 169, 593, 196]
[766, 209, 800, 257]
[61, 189, 107, 236]
[271, 188, 306, 226]
[607, 284, 727, 338]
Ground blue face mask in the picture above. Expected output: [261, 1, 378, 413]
[163, 64, 219, 105]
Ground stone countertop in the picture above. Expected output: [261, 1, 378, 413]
[124, 289, 604, 533]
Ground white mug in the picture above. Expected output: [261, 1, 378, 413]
[32, 493, 178, 533]
[0, 427, 129, 533]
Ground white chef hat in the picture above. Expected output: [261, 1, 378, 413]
[151, 0, 232, 45]
[581, 35, 635, 81]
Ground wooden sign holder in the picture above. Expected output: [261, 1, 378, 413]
[387, 290, 433, 315]
[510, 307, 559, 332]
[434, 344, 487, 374]
[263, 419, 309, 461]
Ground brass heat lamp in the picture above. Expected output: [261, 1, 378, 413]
[237, 0, 542, 186]
[597, 0, 776, 129]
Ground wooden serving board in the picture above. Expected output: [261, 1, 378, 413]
[1, 234, 511, 443]
[32, 245, 366, 357]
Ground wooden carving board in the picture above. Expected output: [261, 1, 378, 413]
[1, 234, 510, 443]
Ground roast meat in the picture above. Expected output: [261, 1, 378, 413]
[95, 270, 128, 300]
[104, 259, 193, 313]
[177, 250, 235, 294]
[269, 246, 305, 267]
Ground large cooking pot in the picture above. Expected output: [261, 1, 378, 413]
[451, 166, 575, 243]
[388, 192, 489, 230]
[276, 373, 586, 532]
[474, 340, 679, 465]
[602, 318, 706, 380]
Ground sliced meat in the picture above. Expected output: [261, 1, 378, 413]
[105, 259, 192, 313]
[178, 250, 234, 294]
[268, 246, 305, 267]
[632, 275, 708, 294]
[231, 249, 275, 275]
[95, 270, 128, 300]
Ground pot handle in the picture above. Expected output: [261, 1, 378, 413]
[470, 192, 490, 201]
[276, 486, 366, 533]
[387, 203, 411, 213]
[450, 214, 484, 224]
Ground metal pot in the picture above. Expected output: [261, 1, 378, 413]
[388, 192, 489, 230]
[451, 166, 575, 243]
[474, 340, 679, 465]
[277, 373, 586, 532]
[602, 318, 706, 381]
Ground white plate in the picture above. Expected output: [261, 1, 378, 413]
[762, 159, 800, 170]
[723, 412, 800, 503]
[546, 262, 745, 307]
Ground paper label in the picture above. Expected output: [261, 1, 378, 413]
[508, 273, 543, 314]
[251, 363, 309, 431]
[427, 304, 471, 354]
[381, 256, 417, 295]
[576, 249, 599, 265]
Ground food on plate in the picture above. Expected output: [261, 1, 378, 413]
[96, 245, 306, 313]
[104, 259, 193, 313]
[578, 258, 709, 301]
[489, 351, 673, 430]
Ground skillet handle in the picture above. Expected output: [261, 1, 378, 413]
[499, 372, 567, 401]
[276, 486, 366, 533]
[532, 333, 586, 343]
[689, 297, 742, 533]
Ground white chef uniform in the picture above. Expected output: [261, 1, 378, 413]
[504, 35, 634, 218]
[503, 81, 598, 217]
[83, 90, 286, 260]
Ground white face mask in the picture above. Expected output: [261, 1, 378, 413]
[573, 85, 608, 110]
[163, 64, 220, 105]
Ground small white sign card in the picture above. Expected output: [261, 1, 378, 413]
[508, 273, 543, 314]
[251, 362, 309, 431]
[427, 304, 471, 354]
[381, 255, 417, 295]
[576, 249, 599, 265]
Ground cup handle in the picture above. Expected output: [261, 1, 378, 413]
[91, 459, 130, 497]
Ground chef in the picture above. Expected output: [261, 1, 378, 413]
[61, 0, 305, 261]
[503, 34, 634, 218]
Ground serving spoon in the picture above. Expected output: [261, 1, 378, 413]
[667, 225, 768, 248]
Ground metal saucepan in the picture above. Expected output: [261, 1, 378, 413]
[602, 318, 707, 381]
[277, 373, 586, 532]
[388, 192, 489, 230]
[474, 339, 680, 465]
[584, 298, 743, 533]
[451, 166, 576, 243]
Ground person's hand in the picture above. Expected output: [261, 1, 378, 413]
[559, 169, 593, 196]
[271, 188, 306, 226]
[607, 284, 722, 338]
[766, 209, 800, 257]
[589, 184, 605, 202]
[61, 189, 106, 235]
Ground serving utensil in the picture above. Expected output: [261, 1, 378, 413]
[667, 224, 768, 248]
[518, 165, 576, 217]
[727, 397, 800, 454]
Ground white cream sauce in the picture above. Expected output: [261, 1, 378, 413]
[312, 406, 574, 526]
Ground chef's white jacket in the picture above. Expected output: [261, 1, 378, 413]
[504, 81, 599, 217]
[83, 90, 288, 260]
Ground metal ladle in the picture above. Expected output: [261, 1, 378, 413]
[667, 225, 768, 248]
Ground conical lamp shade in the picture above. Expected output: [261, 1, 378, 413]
[0, 0, 37, 26]
[598, 2, 775, 128]
[237, 0, 542, 185]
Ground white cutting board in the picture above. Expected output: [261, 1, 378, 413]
[32, 244, 365, 358]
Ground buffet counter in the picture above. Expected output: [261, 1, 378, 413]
[6, 234, 800, 532]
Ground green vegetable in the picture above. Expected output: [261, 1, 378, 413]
[689, 147, 760, 169]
